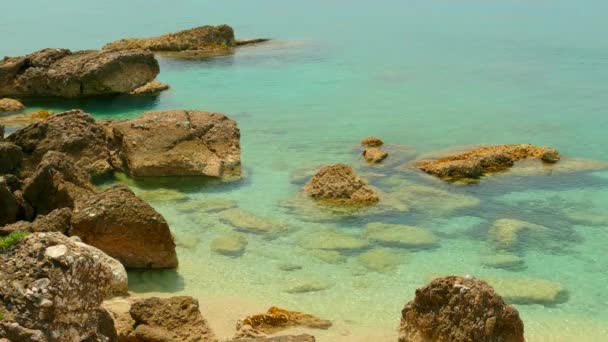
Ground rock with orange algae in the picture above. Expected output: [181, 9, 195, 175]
[362, 147, 388, 164]
[235, 307, 331, 338]
[304, 164, 379, 205]
[361, 136, 384, 147]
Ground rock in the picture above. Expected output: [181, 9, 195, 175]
[210, 233, 248, 256]
[104, 25, 237, 53]
[128, 296, 216, 342]
[0, 207, 72, 236]
[107, 110, 241, 179]
[236, 307, 331, 336]
[0, 123, 4, 139]
[488, 218, 548, 250]
[220, 208, 286, 234]
[129, 80, 169, 95]
[399, 276, 524, 342]
[176, 198, 237, 213]
[357, 248, 403, 273]
[364, 223, 439, 249]
[8, 109, 112, 176]
[485, 276, 565, 305]
[416, 144, 560, 181]
[285, 278, 332, 294]
[300, 229, 368, 252]
[0, 110, 52, 129]
[0, 142, 22, 174]
[278, 263, 303, 271]
[22, 151, 95, 216]
[229, 335, 316, 342]
[0, 48, 159, 98]
[0, 180, 19, 226]
[388, 184, 480, 215]
[362, 147, 388, 164]
[481, 253, 525, 270]
[138, 188, 189, 203]
[0, 232, 114, 341]
[70, 185, 178, 268]
[0, 98, 24, 112]
[304, 164, 379, 205]
[308, 249, 346, 264]
[361, 136, 384, 147]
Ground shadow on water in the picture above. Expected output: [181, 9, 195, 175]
[20, 94, 161, 118]
[127, 269, 185, 293]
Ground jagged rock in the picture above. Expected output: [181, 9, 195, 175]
[0, 142, 22, 174]
[22, 151, 95, 216]
[0, 48, 159, 98]
[130, 80, 169, 95]
[0, 98, 24, 112]
[0, 179, 19, 226]
[364, 223, 439, 249]
[361, 136, 384, 147]
[235, 307, 331, 337]
[107, 110, 241, 179]
[0, 208, 71, 236]
[210, 233, 248, 256]
[362, 147, 388, 164]
[304, 164, 379, 205]
[416, 144, 560, 181]
[70, 185, 178, 268]
[0, 232, 114, 341]
[399, 276, 524, 342]
[8, 109, 112, 176]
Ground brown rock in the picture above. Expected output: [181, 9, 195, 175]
[70, 185, 178, 268]
[0, 179, 19, 226]
[0, 98, 24, 112]
[416, 144, 560, 181]
[108, 110, 241, 179]
[8, 109, 112, 176]
[130, 80, 170, 95]
[0, 232, 114, 341]
[361, 136, 384, 147]
[0, 48, 159, 98]
[0, 142, 22, 174]
[236, 307, 331, 336]
[0, 123, 4, 140]
[398, 276, 524, 342]
[0, 207, 71, 236]
[362, 147, 388, 164]
[22, 151, 95, 216]
[304, 164, 379, 204]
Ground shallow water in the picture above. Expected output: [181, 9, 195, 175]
[2, 0, 608, 340]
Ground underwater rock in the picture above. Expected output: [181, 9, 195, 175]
[0, 141, 22, 174]
[220, 208, 286, 234]
[488, 218, 548, 250]
[8, 109, 113, 176]
[278, 263, 303, 271]
[507, 157, 608, 177]
[0, 207, 72, 236]
[107, 109, 241, 179]
[416, 144, 560, 181]
[0, 48, 159, 98]
[0, 232, 114, 341]
[230, 334, 316, 342]
[289, 163, 325, 185]
[361, 136, 384, 147]
[70, 185, 178, 269]
[362, 147, 388, 164]
[285, 278, 332, 294]
[236, 307, 331, 337]
[211, 233, 248, 256]
[364, 222, 439, 249]
[304, 164, 379, 205]
[0, 98, 24, 112]
[138, 188, 189, 203]
[176, 198, 237, 213]
[486, 276, 565, 305]
[480, 253, 525, 270]
[0, 110, 52, 129]
[308, 249, 347, 264]
[300, 229, 368, 252]
[399, 276, 524, 342]
[129, 80, 169, 96]
[357, 248, 403, 273]
[22, 151, 95, 216]
[388, 184, 480, 215]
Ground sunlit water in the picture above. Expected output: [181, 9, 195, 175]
[2, 0, 608, 340]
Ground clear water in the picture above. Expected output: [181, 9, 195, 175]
[2, 1, 608, 340]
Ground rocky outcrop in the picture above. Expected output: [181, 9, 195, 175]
[8, 109, 113, 176]
[235, 307, 330, 339]
[69, 185, 178, 268]
[0, 232, 114, 342]
[0, 48, 159, 98]
[0, 179, 19, 226]
[107, 110, 241, 179]
[362, 147, 388, 164]
[0, 142, 22, 174]
[0, 208, 71, 236]
[398, 276, 524, 342]
[0, 98, 24, 112]
[22, 151, 95, 216]
[304, 164, 379, 204]
[130, 80, 169, 95]
[416, 144, 560, 181]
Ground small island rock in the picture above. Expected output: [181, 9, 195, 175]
[304, 164, 379, 205]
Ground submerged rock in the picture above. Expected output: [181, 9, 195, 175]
[230, 334, 316, 342]
[388, 184, 480, 215]
[486, 276, 565, 305]
[0, 110, 52, 129]
[176, 198, 237, 213]
[357, 248, 404, 273]
[488, 218, 548, 250]
[285, 278, 332, 294]
[0, 48, 159, 98]
[107, 109, 241, 179]
[0, 98, 24, 112]
[236, 307, 331, 337]
[300, 229, 368, 252]
[210, 233, 248, 256]
[8, 109, 113, 176]
[70, 185, 178, 268]
[364, 222, 439, 249]
[129, 80, 169, 96]
[0, 232, 114, 341]
[308, 249, 347, 264]
[220, 208, 286, 234]
[416, 144, 560, 181]
[399, 276, 524, 342]
[138, 188, 189, 203]
[480, 253, 525, 270]
[304, 164, 379, 205]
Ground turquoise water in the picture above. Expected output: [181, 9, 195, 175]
[2, 1, 608, 340]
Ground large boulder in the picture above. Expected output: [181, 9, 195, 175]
[0, 48, 159, 98]
[107, 110, 241, 179]
[69, 185, 178, 268]
[416, 144, 560, 181]
[0, 98, 24, 113]
[398, 276, 524, 342]
[0, 141, 22, 174]
[304, 164, 379, 204]
[22, 151, 95, 216]
[8, 109, 113, 176]
[0, 232, 114, 341]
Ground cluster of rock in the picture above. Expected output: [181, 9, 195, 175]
[361, 136, 388, 164]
